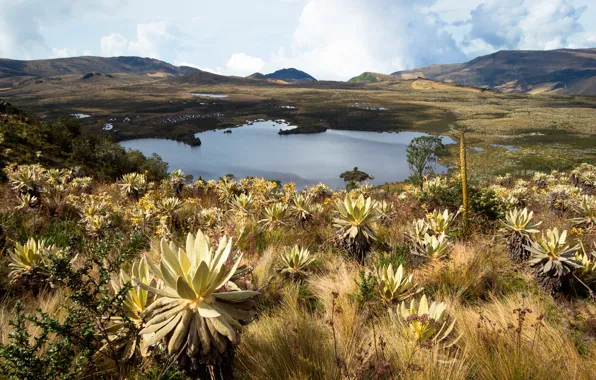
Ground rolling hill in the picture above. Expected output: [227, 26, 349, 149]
[392, 48, 596, 95]
[265, 68, 316, 83]
[0, 56, 198, 80]
[246, 72, 290, 84]
[348, 72, 400, 83]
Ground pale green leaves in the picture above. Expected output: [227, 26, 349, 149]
[133, 230, 259, 358]
[333, 194, 379, 242]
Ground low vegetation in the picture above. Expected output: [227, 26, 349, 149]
[1, 145, 596, 378]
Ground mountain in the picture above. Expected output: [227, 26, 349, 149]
[246, 72, 290, 84]
[391, 48, 596, 96]
[0, 56, 199, 80]
[247, 72, 268, 80]
[174, 69, 252, 85]
[348, 72, 401, 83]
[265, 68, 316, 83]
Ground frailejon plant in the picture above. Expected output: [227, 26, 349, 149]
[156, 196, 183, 217]
[571, 163, 596, 192]
[119, 173, 147, 200]
[7, 238, 59, 285]
[425, 208, 458, 236]
[259, 202, 287, 230]
[376, 263, 419, 303]
[376, 200, 394, 224]
[15, 192, 39, 210]
[500, 208, 542, 263]
[405, 218, 429, 246]
[413, 233, 451, 260]
[389, 294, 456, 344]
[169, 169, 186, 195]
[333, 194, 379, 264]
[134, 230, 259, 378]
[289, 193, 316, 224]
[575, 243, 596, 289]
[102, 257, 154, 360]
[215, 177, 240, 201]
[526, 228, 581, 294]
[229, 193, 255, 216]
[6, 164, 45, 198]
[279, 245, 315, 280]
[570, 195, 596, 229]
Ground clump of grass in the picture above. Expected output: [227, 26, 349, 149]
[454, 293, 596, 379]
[235, 285, 340, 379]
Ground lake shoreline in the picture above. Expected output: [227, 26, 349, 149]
[120, 121, 454, 188]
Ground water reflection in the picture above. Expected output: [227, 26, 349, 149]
[120, 121, 454, 188]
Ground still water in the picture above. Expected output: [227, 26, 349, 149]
[120, 121, 454, 189]
[192, 93, 228, 98]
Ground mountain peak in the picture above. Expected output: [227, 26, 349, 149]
[265, 68, 316, 83]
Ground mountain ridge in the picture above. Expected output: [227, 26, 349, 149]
[390, 48, 596, 95]
[0, 56, 199, 80]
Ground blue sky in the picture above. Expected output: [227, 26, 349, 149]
[1, 0, 595, 80]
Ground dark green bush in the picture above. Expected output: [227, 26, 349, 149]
[1, 112, 168, 182]
[0, 235, 136, 379]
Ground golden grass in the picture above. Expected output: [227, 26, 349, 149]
[235, 285, 341, 380]
[454, 293, 596, 379]
[0, 290, 67, 346]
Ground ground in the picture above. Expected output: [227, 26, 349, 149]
[1, 74, 596, 179]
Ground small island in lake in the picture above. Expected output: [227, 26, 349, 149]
[339, 166, 374, 182]
[278, 126, 327, 135]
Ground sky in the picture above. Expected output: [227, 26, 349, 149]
[1, 0, 595, 80]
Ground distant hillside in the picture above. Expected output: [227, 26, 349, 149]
[348, 72, 400, 83]
[392, 48, 596, 96]
[174, 69, 251, 85]
[265, 68, 316, 83]
[247, 72, 268, 80]
[246, 72, 290, 84]
[0, 56, 198, 80]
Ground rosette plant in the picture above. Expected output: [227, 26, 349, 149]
[500, 208, 541, 262]
[134, 230, 258, 378]
[102, 257, 154, 361]
[376, 264, 419, 303]
[389, 294, 456, 344]
[8, 238, 58, 285]
[526, 228, 581, 293]
[333, 194, 379, 264]
[279, 245, 315, 280]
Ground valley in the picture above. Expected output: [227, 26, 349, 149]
[1, 65, 596, 181]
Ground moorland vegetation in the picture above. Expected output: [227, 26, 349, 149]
[0, 107, 595, 379]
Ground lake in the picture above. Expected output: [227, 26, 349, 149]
[192, 93, 229, 98]
[120, 121, 454, 188]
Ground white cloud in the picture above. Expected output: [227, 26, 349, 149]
[100, 33, 129, 57]
[100, 20, 181, 58]
[224, 53, 265, 76]
[258, 0, 464, 80]
[51, 47, 77, 58]
[0, 0, 118, 59]
[177, 53, 265, 77]
[463, 0, 586, 54]
[175, 61, 222, 74]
